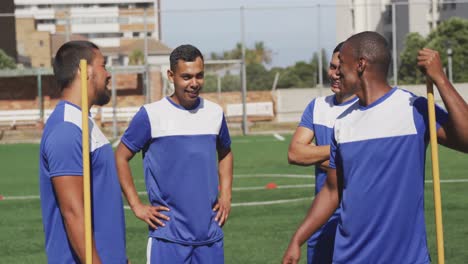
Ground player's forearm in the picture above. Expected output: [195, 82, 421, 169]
[288, 143, 330, 166]
[116, 160, 142, 208]
[290, 186, 339, 246]
[62, 210, 102, 264]
[115, 146, 142, 208]
[218, 151, 233, 199]
[434, 75, 468, 151]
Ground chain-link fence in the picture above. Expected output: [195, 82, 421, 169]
[1, 0, 468, 139]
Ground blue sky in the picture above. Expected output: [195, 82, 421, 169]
[160, 0, 337, 67]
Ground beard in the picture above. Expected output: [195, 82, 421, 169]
[93, 77, 111, 106]
[95, 88, 111, 106]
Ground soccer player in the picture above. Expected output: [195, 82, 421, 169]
[287, 42, 357, 264]
[115, 44, 233, 264]
[283, 31, 468, 264]
[39, 41, 128, 263]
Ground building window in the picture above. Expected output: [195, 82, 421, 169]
[39, 40, 44, 47]
[87, 32, 124, 38]
[133, 32, 139, 37]
[136, 3, 150, 8]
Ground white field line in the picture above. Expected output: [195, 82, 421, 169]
[232, 197, 311, 207]
[3, 178, 468, 201]
[232, 184, 314, 191]
[1, 195, 40, 200]
[273, 133, 285, 141]
[134, 183, 314, 195]
[235, 174, 314, 179]
[135, 174, 314, 183]
[124, 197, 313, 210]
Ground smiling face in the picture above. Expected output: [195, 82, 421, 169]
[328, 51, 341, 94]
[337, 42, 360, 95]
[167, 56, 205, 109]
[90, 49, 111, 106]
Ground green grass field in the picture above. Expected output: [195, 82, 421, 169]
[0, 135, 467, 263]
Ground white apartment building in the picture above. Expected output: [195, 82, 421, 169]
[334, 0, 460, 56]
[335, 0, 440, 40]
[14, 0, 160, 48]
[332, 0, 468, 85]
[14, 0, 160, 47]
[14, 0, 170, 66]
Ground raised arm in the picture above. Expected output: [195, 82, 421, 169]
[52, 176, 102, 264]
[288, 126, 330, 168]
[115, 142, 170, 229]
[282, 168, 340, 264]
[418, 48, 468, 152]
[213, 147, 233, 227]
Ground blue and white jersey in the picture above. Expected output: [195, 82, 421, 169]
[299, 94, 358, 251]
[121, 97, 231, 245]
[39, 100, 127, 264]
[330, 88, 448, 263]
[299, 94, 358, 194]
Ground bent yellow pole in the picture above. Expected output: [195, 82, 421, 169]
[80, 59, 93, 264]
[426, 77, 445, 264]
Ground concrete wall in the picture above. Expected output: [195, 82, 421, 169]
[274, 88, 332, 123]
[0, 72, 147, 110]
[275, 84, 468, 123]
[0, 70, 273, 115]
[2, 80, 467, 127]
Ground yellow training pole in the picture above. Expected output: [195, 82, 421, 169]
[80, 59, 93, 264]
[426, 77, 445, 264]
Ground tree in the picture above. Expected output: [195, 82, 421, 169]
[252, 42, 272, 65]
[246, 63, 274, 90]
[210, 41, 272, 65]
[398, 33, 426, 84]
[426, 17, 468, 83]
[208, 42, 328, 89]
[201, 72, 241, 93]
[221, 73, 241, 92]
[399, 17, 468, 84]
[129, 49, 144, 65]
[289, 61, 317, 87]
[203, 74, 218, 92]
[310, 49, 329, 86]
[275, 67, 303, 88]
[0, 49, 16, 70]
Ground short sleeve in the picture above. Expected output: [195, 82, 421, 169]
[329, 128, 338, 170]
[298, 99, 316, 130]
[413, 97, 449, 137]
[121, 106, 152, 153]
[45, 122, 83, 178]
[217, 114, 231, 150]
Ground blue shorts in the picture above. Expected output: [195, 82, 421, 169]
[146, 237, 224, 264]
[307, 217, 338, 264]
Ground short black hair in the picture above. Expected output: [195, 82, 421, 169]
[53, 41, 99, 91]
[333, 42, 345, 54]
[346, 31, 392, 75]
[169, 44, 204, 71]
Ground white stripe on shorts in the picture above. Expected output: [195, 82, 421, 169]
[146, 237, 152, 264]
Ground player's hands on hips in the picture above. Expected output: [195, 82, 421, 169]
[213, 193, 231, 227]
[417, 48, 446, 83]
[132, 202, 170, 230]
[282, 242, 301, 264]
